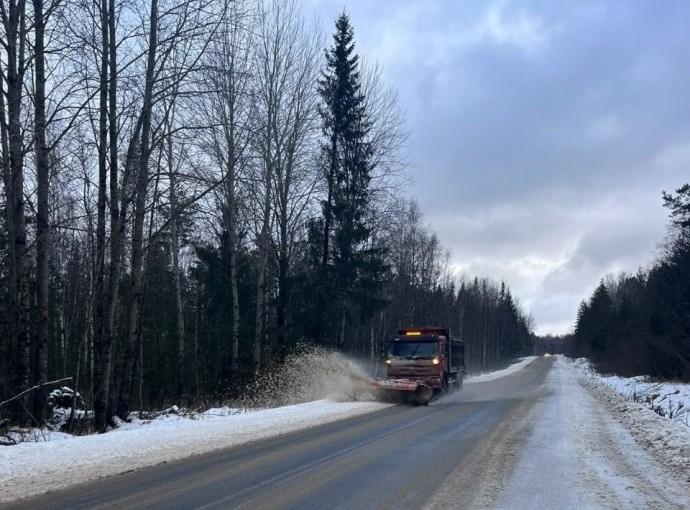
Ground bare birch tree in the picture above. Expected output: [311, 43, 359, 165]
[116, 0, 221, 419]
[268, 7, 322, 353]
[250, 0, 322, 370]
[1, 0, 31, 424]
[199, 0, 253, 387]
[31, 0, 50, 424]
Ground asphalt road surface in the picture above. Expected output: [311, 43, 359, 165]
[6, 357, 553, 509]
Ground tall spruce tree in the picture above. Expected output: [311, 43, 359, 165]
[315, 12, 384, 346]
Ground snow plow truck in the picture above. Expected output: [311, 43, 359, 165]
[374, 327, 465, 405]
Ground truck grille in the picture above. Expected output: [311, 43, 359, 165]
[389, 366, 438, 377]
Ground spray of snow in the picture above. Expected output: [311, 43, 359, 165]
[240, 345, 377, 408]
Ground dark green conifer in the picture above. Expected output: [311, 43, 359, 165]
[312, 12, 385, 346]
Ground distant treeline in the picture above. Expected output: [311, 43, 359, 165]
[567, 185, 690, 381]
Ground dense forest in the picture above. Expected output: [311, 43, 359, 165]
[569, 185, 690, 381]
[0, 0, 534, 430]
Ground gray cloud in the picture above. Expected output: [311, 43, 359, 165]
[306, 0, 690, 334]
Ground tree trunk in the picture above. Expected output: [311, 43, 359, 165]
[254, 228, 269, 374]
[276, 224, 288, 351]
[193, 281, 201, 400]
[254, 161, 274, 375]
[92, 0, 110, 433]
[117, 0, 158, 420]
[32, 0, 50, 425]
[3, 0, 31, 425]
[338, 310, 346, 349]
[321, 133, 337, 271]
[103, 0, 121, 421]
[253, 77, 276, 375]
[228, 183, 240, 385]
[0, 62, 18, 419]
[168, 130, 186, 399]
[222, 154, 240, 389]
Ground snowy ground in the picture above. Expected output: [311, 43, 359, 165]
[2, 355, 690, 507]
[570, 357, 690, 428]
[0, 400, 392, 503]
[568, 357, 690, 498]
[494, 355, 690, 509]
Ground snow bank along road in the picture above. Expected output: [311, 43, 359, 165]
[4, 356, 690, 509]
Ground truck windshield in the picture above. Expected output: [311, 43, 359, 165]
[389, 342, 438, 359]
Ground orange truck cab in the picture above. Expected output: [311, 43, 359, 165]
[385, 327, 465, 395]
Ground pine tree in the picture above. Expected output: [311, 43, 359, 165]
[662, 184, 690, 231]
[319, 13, 368, 270]
[314, 12, 384, 346]
[582, 281, 613, 360]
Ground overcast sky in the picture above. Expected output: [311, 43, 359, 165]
[303, 0, 690, 335]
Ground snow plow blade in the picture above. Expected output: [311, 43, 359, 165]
[373, 379, 433, 405]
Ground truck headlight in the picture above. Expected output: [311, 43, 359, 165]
[432, 357, 440, 365]
[385, 359, 392, 365]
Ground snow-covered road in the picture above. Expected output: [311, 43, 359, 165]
[2, 355, 690, 508]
